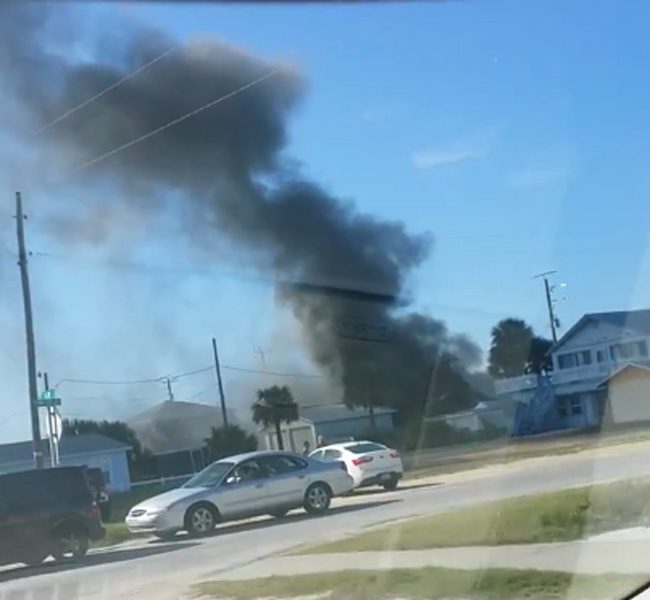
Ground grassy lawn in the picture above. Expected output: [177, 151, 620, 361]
[302, 478, 650, 553]
[402, 427, 650, 480]
[92, 522, 135, 548]
[196, 568, 646, 600]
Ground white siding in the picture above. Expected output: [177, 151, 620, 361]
[554, 322, 642, 368]
[606, 370, 650, 425]
[552, 321, 650, 373]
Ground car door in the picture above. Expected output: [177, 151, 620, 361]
[0, 477, 14, 564]
[0, 472, 45, 560]
[259, 455, 309, 510]
[212, 458, 270, 519]
[321, 448, 344, 468]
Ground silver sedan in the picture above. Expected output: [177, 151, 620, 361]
[125, 450, 354, 538]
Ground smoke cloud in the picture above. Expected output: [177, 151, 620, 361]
[1, 3, 481, 419]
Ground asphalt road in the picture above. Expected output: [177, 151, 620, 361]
[2, 445, 650, 600]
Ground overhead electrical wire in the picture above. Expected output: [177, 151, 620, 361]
[55, 363, 323, 389]
[220, 364, 323, 379]
[34, 47, 177, 135]
[75, 70, 280, 172]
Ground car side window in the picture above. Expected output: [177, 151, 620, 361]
[322, 449, 342, 461]
[261, 455, 307, 476]
[225, 460, 266, 484]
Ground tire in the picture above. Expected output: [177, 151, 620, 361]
[99, 503, 111, 522]
[382, 476, 399, 491]
[303, 483, 331, 515]
[185, 503, 217, 537]
[52, 525, 89, 562]
[270, 509, 289, 519]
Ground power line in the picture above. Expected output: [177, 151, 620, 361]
[75, 70, 280, 172]
[54, 365, 213, 388]
[56, 375, 166, 387]
[55, 363, 322, 390]
[220, 364, 323, 379]
[34, 47, 176, 135]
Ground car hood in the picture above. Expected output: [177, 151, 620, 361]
[131, 487, 202, 511]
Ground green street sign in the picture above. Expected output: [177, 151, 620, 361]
[37, 389, 61, 407]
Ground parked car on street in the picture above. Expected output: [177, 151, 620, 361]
[0, 466, 105, 567]
[125, 450, 354, 539]
[86, 467, 111, 522]
[310, 441, 403, 490]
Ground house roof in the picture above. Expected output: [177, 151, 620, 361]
[551, 309, 650, 352]
[127, 400, 237, 455]
[299, 403, 395, 424]
[596, 363, 650, 388]
[0, 433, 130, 466]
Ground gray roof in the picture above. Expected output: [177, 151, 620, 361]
[127, 400, 237, 455]
[597, 363, 650, 388]
[0, 433, 130, 466]
[300, 403, 395, 424]
[552, 309, 650, 352]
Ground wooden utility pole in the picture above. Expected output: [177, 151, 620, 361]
[164, 377, 175, 402]
[212, 338, 228, 427]
[535, 270, 560, 344]
[15, 192, 43, 468]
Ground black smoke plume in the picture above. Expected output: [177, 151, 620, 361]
[1, 4, 481, 420]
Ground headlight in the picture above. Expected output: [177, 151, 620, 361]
[148, 501, 179, 514]
[145, 507, 167, 515]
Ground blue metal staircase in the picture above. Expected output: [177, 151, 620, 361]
[513, 374, 558, 436]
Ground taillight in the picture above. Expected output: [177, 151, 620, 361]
[352, 455, 374, 466]
[87, 501, 100, 519]
[390, 451, 400, 459]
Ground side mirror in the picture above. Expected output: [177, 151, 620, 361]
[224, 475, 241, 485]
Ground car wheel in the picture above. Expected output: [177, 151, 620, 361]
[185, 503, 217, 537]
[270, 509, 289, 519]
[304, 483, 331, 515]
[52, 526, 89, 562]
[382, 476, 399, 491]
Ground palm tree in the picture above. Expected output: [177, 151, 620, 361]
[488, 318, 534, 379]
[204, 425, 257, 461]
[251, 385, 299, 450]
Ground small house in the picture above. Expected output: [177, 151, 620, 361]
[127, 400, 239, 476]
[598, 363, 650, 426]
[0, 433, 132, 491]
[259, 403, 396, 451]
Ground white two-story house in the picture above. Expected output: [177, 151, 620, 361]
[496, 309, 650, 435]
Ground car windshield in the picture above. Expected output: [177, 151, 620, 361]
[182, 462, 234, 488]
[2, 1, 650, 599]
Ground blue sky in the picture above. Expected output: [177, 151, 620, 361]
[2, 0, 650, 442]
